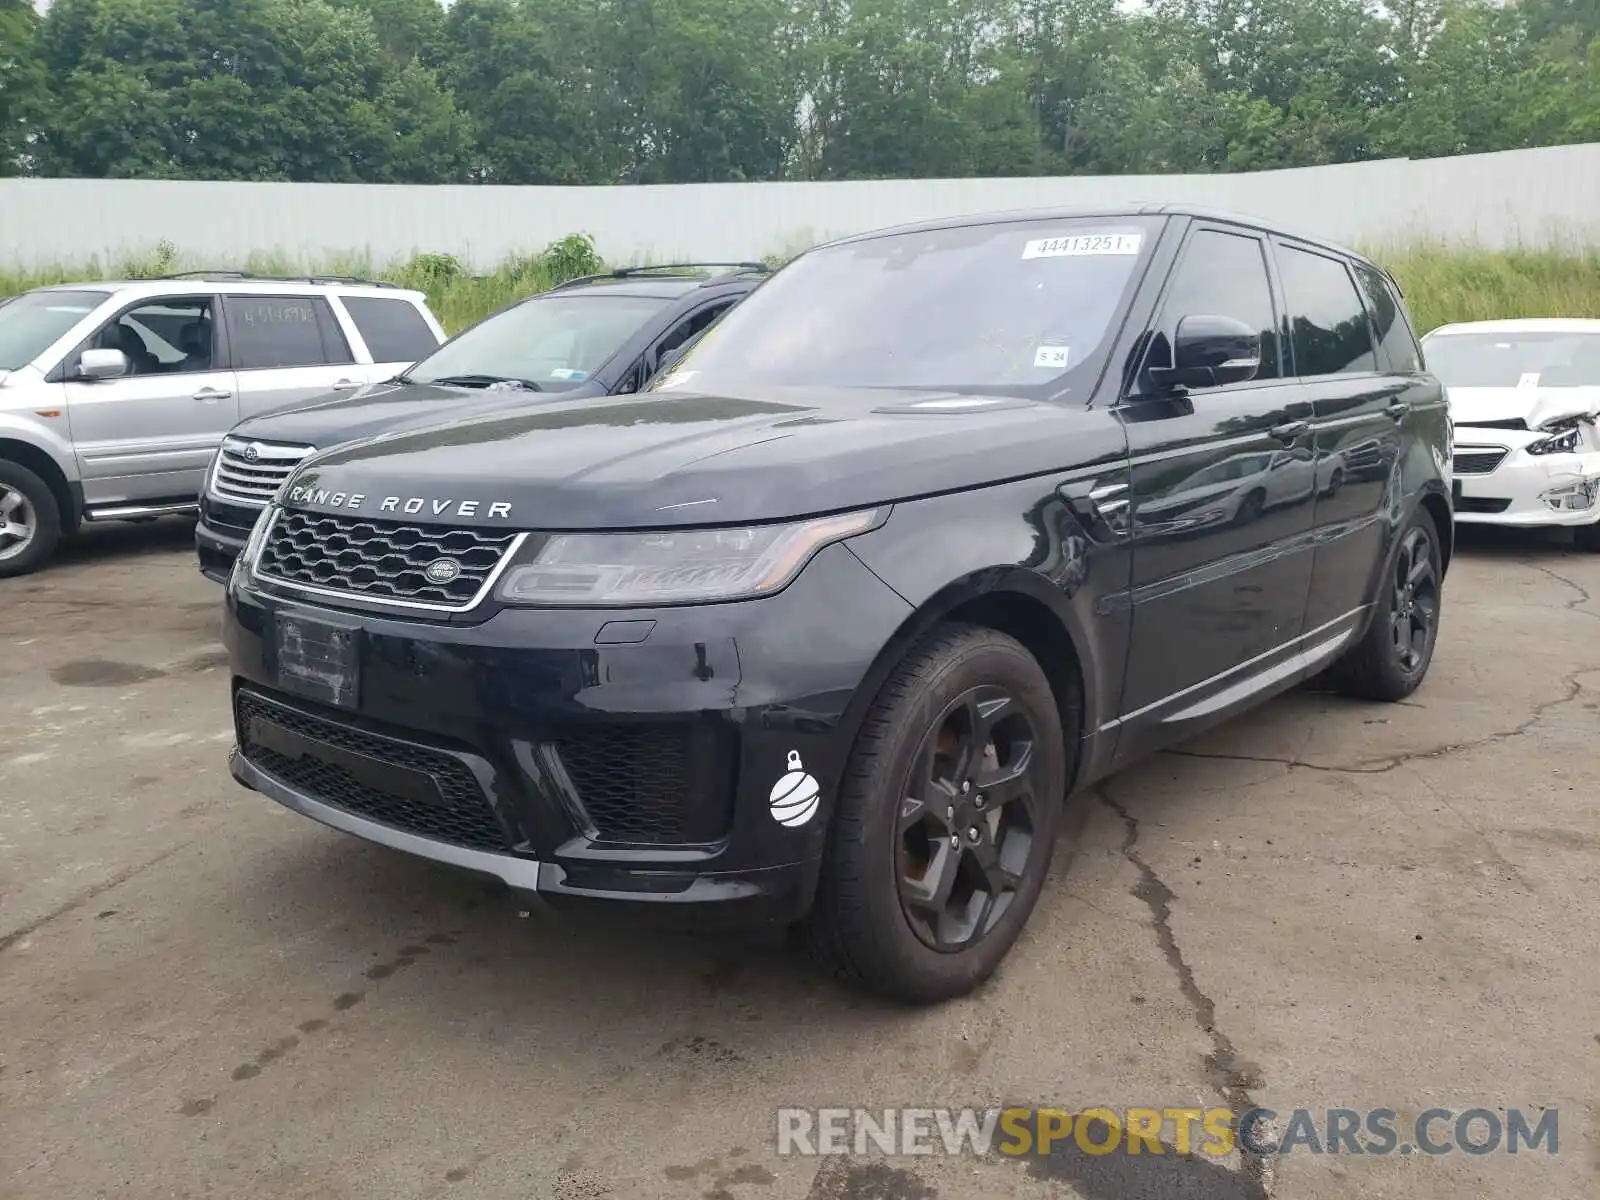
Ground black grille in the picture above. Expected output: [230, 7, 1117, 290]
[1456, 496, 1511, 514]
[236, 690, 510, 852]
[555, 725, 700, 844]
[256, 510, 519, 607]
[1453, 448, 1509, 475]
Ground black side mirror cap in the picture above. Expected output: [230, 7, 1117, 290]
[1149, 314, 1261, 391]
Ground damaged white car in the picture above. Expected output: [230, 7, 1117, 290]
[1422, 318, 1600, 548]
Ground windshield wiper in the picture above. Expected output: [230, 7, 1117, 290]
[427, 373, 544, 392]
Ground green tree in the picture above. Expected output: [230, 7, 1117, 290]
[33, 0, 475, 180]
[0, 0, 47, 173]
[9, 0, 1600, 185]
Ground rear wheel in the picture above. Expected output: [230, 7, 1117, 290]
[0, 460, 61, 579]
[1321, 506, 1442, 701]
[799, 624, 1068, 1004]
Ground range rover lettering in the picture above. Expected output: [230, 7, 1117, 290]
[222, 205, 1452, 1003]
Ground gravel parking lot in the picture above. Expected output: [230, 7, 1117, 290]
[1, 520, 1595, 1200]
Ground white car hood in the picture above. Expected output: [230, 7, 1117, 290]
[1448, 385, 1600, 429]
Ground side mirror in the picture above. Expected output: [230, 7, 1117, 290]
[1150, 315, 1260, 391]
[78, 348, 130, 381]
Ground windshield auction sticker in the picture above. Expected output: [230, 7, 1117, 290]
[1022, 232, 1143, 259]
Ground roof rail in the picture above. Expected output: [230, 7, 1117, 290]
[158, 270, 401, 289]
[550, 261, 772, 292]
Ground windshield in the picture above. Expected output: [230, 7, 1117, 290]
[1422, 330, 1600, 388]
[648, 217, 1158, 396]
[0, 290, 109, 370]
[405, 293, 672, 390]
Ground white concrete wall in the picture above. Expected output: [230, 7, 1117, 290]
[3, 144, 1598, 270]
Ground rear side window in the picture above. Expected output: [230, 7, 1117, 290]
[1276, 246, 1377, 376]
[341, 296, 438, 364]
[226, 296, 351, 369]
[1153, 228, 1281, 382]
[1352, 263, 1422, 373]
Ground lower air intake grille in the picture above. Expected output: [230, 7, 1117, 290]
[1456, 496, 1512, 514]
[256, 510, 519, 608]
[1452, 447, 1509, 476]
[554, 725, 704, 844]
[236, 690, 509, 852]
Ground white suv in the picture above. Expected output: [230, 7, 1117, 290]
[0, 273, 445, 576]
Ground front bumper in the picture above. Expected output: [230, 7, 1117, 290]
[1452, 444, 1600, 528]
[222, 541, 912, 926]
[196, 494, 262, 583]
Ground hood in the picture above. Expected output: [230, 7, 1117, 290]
[1447, 385, 1600, 430]
[229, 379, 606, 446]
[279, 386, 1112, 530]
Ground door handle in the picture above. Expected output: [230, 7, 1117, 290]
[332, 379, 361, 391]
[193, 388, 231, 402]
[1269, 420, 1308, 442]
[1385, 400, 1408, 422]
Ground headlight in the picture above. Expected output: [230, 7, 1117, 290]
[494, 508, 888, 607]
[1527, 423, 1582, 456]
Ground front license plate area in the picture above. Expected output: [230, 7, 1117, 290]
[275, 615, 360, 709]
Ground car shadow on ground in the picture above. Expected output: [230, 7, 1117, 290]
[1450, 522, 1585, 558]
[50, 514, 199, 567]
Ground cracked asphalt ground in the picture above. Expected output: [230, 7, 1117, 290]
[2, 518, 1597, 1200]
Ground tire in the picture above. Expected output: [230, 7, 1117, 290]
[0, 460, 62, 579]
[1321, 506, 1442, 702]
[799, 623, 1069, 1004]
[1573, 521, 1600, 552]
[1234, 489, 1266, 525]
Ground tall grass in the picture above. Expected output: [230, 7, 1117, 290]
[3, 235, 1598, 335]
[1376, 243, 1600, 332]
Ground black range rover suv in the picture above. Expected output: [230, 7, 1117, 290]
[197, 264, 767, 581]
[223, 205, 1451, 1003]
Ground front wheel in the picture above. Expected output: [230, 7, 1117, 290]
[1321, 506, 1443, 701]
[799, 623, 1069, 1004]
[0, 460, 62, 579]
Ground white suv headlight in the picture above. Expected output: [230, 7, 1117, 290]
[494, 508, 887, 607]
[1527, 423, 1582, 456]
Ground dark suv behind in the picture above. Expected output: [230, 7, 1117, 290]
[221, 206, 1451, 1003]
[196, 264, 767, 581]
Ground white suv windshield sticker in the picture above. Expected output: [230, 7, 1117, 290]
[1034, 345, 1070, 369]
[1022, 233, 1143, 259]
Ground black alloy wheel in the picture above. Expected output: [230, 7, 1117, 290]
[1389, 523, 1439, 676]
[896, 684, 1043, 952]
[1320, 505, 1443, 702]
[799, 623, 1070, 1004]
